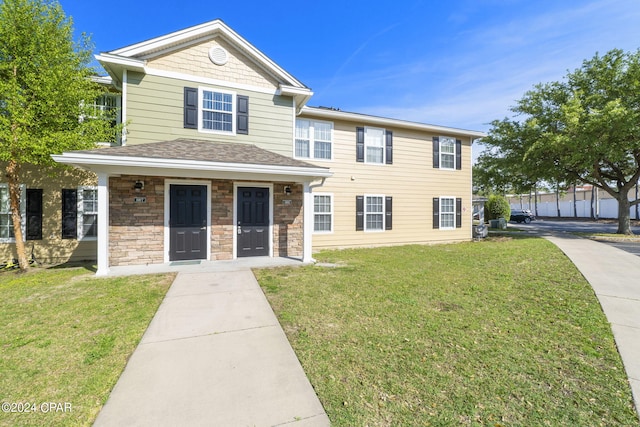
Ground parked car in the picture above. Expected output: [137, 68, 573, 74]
[510, 209, 535, 223]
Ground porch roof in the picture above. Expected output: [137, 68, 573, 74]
[52, 139, 332, 182]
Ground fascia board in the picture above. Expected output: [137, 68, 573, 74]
[95, 53, 146, 71]
[51, 154, 333, 179]
[300, 106, 487, 139]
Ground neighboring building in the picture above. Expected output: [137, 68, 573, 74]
[2, 20, 485, 274]
[507, 185, 640, 220]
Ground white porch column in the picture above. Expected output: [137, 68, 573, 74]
[96, 173, 110, 276]
[302, 182, 314, 263]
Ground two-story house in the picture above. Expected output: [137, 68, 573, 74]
[3, 20, 485, 275]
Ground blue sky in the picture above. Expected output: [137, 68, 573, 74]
[63, 0, 640, 139]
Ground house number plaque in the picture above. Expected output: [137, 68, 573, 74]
[134, 197, 147, 203]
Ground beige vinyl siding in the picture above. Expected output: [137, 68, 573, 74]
[308, 118, 473, 249]
[145, 38, 280, 90]
[0, 164, 97, 264]
[125, 72, 295, 156]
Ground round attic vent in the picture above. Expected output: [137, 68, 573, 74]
[209, 46, 228, 66]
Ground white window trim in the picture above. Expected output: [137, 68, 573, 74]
[198, 86, 237, 135]
[294, 119, 334, 161]
[439, 196, 456, 230]
[364, 194, 386, 232]
[439, 136, 456, 170]
[77, 186, 98, 241]
[313, 193, 334, 234]
[364, 126, 386, 165]
[0, 184, 26, 243]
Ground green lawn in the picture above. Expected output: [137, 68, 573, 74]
[256, 237, 639, 426]
[0, 266, 174, 427]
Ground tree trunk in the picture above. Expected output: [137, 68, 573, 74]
[573, 186, 577, 218]
[6, 160, 29, 270]
[555, 187, 561, 217]
[616, 196, 632, 235]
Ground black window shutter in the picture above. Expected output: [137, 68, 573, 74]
[62, 189, 77, 239]
[26, 189, 43, 240]
[456, 139, 462, 170]
[433, 136, 439, 168]
[433, 197, 440, 229]
[385, 130, 393, 164]
[237, 95, 249, 134]
[356, 195, 364, 231]
[385, 196, 393, 230]
[183, 87, 198, 129]
[456, 198, 462, 228]
[356, 127, 365, 162]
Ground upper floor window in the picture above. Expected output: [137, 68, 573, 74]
[183, 87, 249, 135]
[201, 89, 233, 132]
[295, 119, 333, 160]
[433, 136, 462, 170]
[365, 127, 385, 164]
[356, 127, 393, 164]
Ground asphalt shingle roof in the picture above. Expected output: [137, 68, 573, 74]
[77, 139, 324, 170]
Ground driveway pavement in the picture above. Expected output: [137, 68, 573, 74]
[93, 266, 329, 426]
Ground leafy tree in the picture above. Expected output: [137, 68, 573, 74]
[0, 0, 117, 269]
[485, 194, 510, 221]
[480, 49, 640, 234]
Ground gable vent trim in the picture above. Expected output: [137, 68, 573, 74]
[209, 46, 228, 65]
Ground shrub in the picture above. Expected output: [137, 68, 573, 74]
[486, 194, 511, 221]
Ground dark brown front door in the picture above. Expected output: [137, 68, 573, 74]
[237, 187, 269, 257]
[169, 185, 207, 261]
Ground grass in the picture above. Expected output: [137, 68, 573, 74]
[256, 237, 639, 426]
[0, 266, 174, 427]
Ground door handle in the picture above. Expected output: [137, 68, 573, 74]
[237, 225, 242, 235]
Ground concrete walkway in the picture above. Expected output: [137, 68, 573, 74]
[93, 264, 329, 426]
[545, 234, 640, 418]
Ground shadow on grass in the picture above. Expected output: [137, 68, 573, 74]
[48, 261, 97, 273]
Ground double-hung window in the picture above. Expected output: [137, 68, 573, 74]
[313, 194, 333, 233]
[433, 197, 462, 229]
[0, 185, 15, 240]
[439, 137, 456, 169]
[62, 187, 97, 240]
[356, 127, 393, 164]
[440, 197, 455, 229]
[365, 127, 385, 164]
[433, 136, 461, 170]
[79, 187, 98, 239]
[184, 87, 249, 135]
[356, 195, 392, 232]
[295, 119, 333, 160]
[365, 195, 384, 231]
[201, 89, 233, 132]
[0, 185, 40, 242]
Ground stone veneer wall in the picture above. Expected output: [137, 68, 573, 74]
[210, 180, 234, 260]
[109, 176, 165, 266]
[273, 183, 304, 257]
[108, 177, 304, 266]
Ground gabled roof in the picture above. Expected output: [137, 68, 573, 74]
[96, 20, 312, 107]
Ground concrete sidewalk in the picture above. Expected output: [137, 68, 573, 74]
[545, 234, 640, 418]
[93, 268, 329, 426]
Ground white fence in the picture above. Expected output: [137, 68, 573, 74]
[512, 199, 640, 220]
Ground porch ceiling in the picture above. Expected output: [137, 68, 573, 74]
[52, 139, 332, 183]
